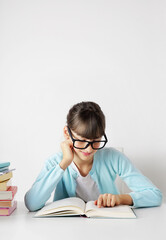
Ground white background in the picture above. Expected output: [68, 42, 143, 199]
[0, 0, 166, 201]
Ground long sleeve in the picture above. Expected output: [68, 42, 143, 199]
[114, 150, 163, 208]
[24, 155, 64, 211]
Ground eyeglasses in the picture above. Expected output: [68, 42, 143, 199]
[67, 126, 108, 150]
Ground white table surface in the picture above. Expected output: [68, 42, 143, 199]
[1, 200, 166, 240]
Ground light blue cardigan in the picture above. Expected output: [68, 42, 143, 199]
[24, 147, 162, 211]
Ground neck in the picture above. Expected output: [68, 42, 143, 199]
[73, 153, 94, 177]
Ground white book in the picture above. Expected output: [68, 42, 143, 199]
[35, 197, 136, 219]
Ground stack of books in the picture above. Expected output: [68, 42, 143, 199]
[0, 162, 17, 216]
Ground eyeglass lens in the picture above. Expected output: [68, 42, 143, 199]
[74, 141, 105, 149]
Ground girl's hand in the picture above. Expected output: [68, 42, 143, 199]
[60, 139, 74, 170]
[94, 194, 133, 208]
[94, 194, 121, 208]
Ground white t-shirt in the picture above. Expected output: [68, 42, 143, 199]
[71, 161, 100, 202]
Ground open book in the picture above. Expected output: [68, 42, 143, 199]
[35, 197, 136, 219]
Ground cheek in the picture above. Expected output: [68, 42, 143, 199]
[73, 148, 80, 154]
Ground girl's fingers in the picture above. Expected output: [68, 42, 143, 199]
[107, 194, 112, 207]
[103, 194, 108, 207]
[97, 195, 103, 208]
[111, 195, 116, 207]
[96, 194, 119, 208]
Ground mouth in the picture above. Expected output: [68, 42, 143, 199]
[81, 152, 92, 156]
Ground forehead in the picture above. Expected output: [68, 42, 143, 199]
[70, 121, 103, 139]
[71, 129, 101, 141]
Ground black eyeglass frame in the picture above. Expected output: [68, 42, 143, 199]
[67, 126, 108, 150]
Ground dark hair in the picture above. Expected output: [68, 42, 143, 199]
[67, 101, 106, 139]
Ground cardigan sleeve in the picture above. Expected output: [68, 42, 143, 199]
[24, 154, 64, 212]
[111, 149, 163, 208]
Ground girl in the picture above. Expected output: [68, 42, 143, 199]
[24, 101, 162, 211]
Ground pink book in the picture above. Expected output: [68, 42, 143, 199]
[0, 201, 17, 216]
[0, 186, 18, 201]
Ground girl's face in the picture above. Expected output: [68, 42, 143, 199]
[64, 126, 101, 162]
[71, 130, 99, 161]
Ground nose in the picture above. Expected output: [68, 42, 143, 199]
[85, 143, 93, 152]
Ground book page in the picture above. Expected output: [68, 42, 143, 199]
[85, 201, 136, 218]
[35, 197, 86, 217]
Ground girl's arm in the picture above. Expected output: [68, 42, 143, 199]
[25, 139, 74, 212]
[24, 154, 64, 212]
[112, 150, 163, 208]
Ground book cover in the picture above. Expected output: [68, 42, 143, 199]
[0, 186, 18, 201]
[0, 171, 13, 182]
[0, 179, 11, 191]
[0, 201, 17, 216]
[0, 162, 10, 169]
[0, 200, 14, 208]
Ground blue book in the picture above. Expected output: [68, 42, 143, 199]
[0, 162, 10, 169]
[0, 167, 9, 172]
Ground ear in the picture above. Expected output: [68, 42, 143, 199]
[63, 125, 70, 140]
